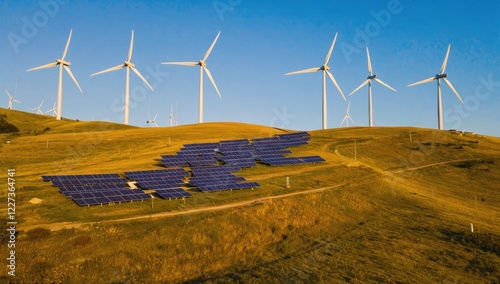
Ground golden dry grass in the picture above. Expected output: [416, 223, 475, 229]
[0, 108, 499, 283]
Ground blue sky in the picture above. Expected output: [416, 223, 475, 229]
[1, 0, 499, 136]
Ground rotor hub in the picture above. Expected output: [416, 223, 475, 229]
[57, 59, 70, 66]
[322, 65, 329, 71]
[199, 60, 206, 67]
[124, 61, 135, 68]
[436, 73, 447, 79]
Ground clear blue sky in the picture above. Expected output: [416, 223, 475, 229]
[1, 0, 499, 136]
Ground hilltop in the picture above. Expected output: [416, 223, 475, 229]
[0, 108, 499, 283]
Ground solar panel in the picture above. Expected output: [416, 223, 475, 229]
[156, 188, 192, 199]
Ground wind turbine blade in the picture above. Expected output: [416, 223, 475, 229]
[348, 79, 370, 96]
[203, 66, 221, 98]
[128, 30, 134, 62]
[340, 116, 348, 127]
[326, 70, 346, 101]
[366, 47, 372, 74]
[373, 78, 397, 92]
[13, 99, 21, 103]
[61, 29, 73, 60]
[90, 64, 124, 76]
[443, 78, 463, 103]
[347, 101, 351, 113]
[63, 66, 83, 92]
[203, 31, 221, 61]
[407, 76, 435, 87]
[131, 67, 154, 91]
[27, 62, 58, 72]
[285, 67, 321, 75]
[323, 32, 338, 65]
[161, 61, 198, 66]
[154, 113, 158, 120]
[349, 116, 355, 125]
[440, 44, 451, 74]
[6, 90, 13, 99]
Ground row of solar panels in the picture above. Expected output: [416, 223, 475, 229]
[196, 182, 260, 192]
[73, 193, 151, 206]
[258, 156, 326, 166]
[189, 166, 260, 192]
[42, 173, 121, 181]
[124, 168, 187, 179]
[156, 188, 192, 199]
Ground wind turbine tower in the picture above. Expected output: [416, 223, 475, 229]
[162, 32, 222, 123]
[349, 47, 396, 126]
[91, 30, 154, 125]
[285, 33, 346, 130]
[408, 45, 463, 130]
[27, 29, 82, 120]
[33, 101, 44, 114]
[340, 101, 356, 127]
[6, 90, 20, 110]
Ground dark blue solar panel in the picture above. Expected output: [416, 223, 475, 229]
[156, 188, 192, 199]
[73, 198, 88, 206]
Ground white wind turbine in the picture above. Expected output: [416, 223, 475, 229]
[285, 33, 345, 130]
[340, 101, 355, 127]
[408, 44, 463, 130]
[27, 29, 82, 120]
[147, 113, 159, 127]
[169, 104, 174, 127]
[46, 102, 57, 117]
[162, 31, 222, 123]
[91, 30, 154, 125]
[349, 47, 396, 127]
[6, 90, 20, 109]
[33, 101, 44, 114]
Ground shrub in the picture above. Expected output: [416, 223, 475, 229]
[26, 228, 51, 241]
[0, 115, 19, 133]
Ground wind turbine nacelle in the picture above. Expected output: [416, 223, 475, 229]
[57, 59, 71, 66]
[321, 65, 330, 71]
[125, 61, 135, 68]
[198, 60, 206, 67]
[368, 74, 377, 79]
[436, 74, 447, 79]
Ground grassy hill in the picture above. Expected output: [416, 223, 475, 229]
[1, 108, 499, 283]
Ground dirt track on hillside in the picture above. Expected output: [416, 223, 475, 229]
[21, 157, 483, 232]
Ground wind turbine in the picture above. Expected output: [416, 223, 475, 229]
[162, 31, 222, 123]
[147, 113, 159, 127]
[340, 101, 356, 127]
[46, 102, 57, 117]
[6, 90, 20, 109]
[91, 30, 154, 125]
[169, 104, 174, 127]
[33, 101, 44, 114]
[349, 47, 396, 127]
[27, 29, 82, 120]
[285, 33, 345, 130]
[408, 44, 463, 130]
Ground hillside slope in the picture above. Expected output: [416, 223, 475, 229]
[0, 109, 498, 283]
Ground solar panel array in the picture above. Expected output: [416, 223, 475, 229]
[251, 132, 325, 166]
[160, 131, 324, 170]
[125, 168, 187, 189]
[189, 166, 259, 192]
[124, 168, 192, 199]
[42, 131, 325, 206]
[43, 174, 151, 206]
[155, 188, 192, 199]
